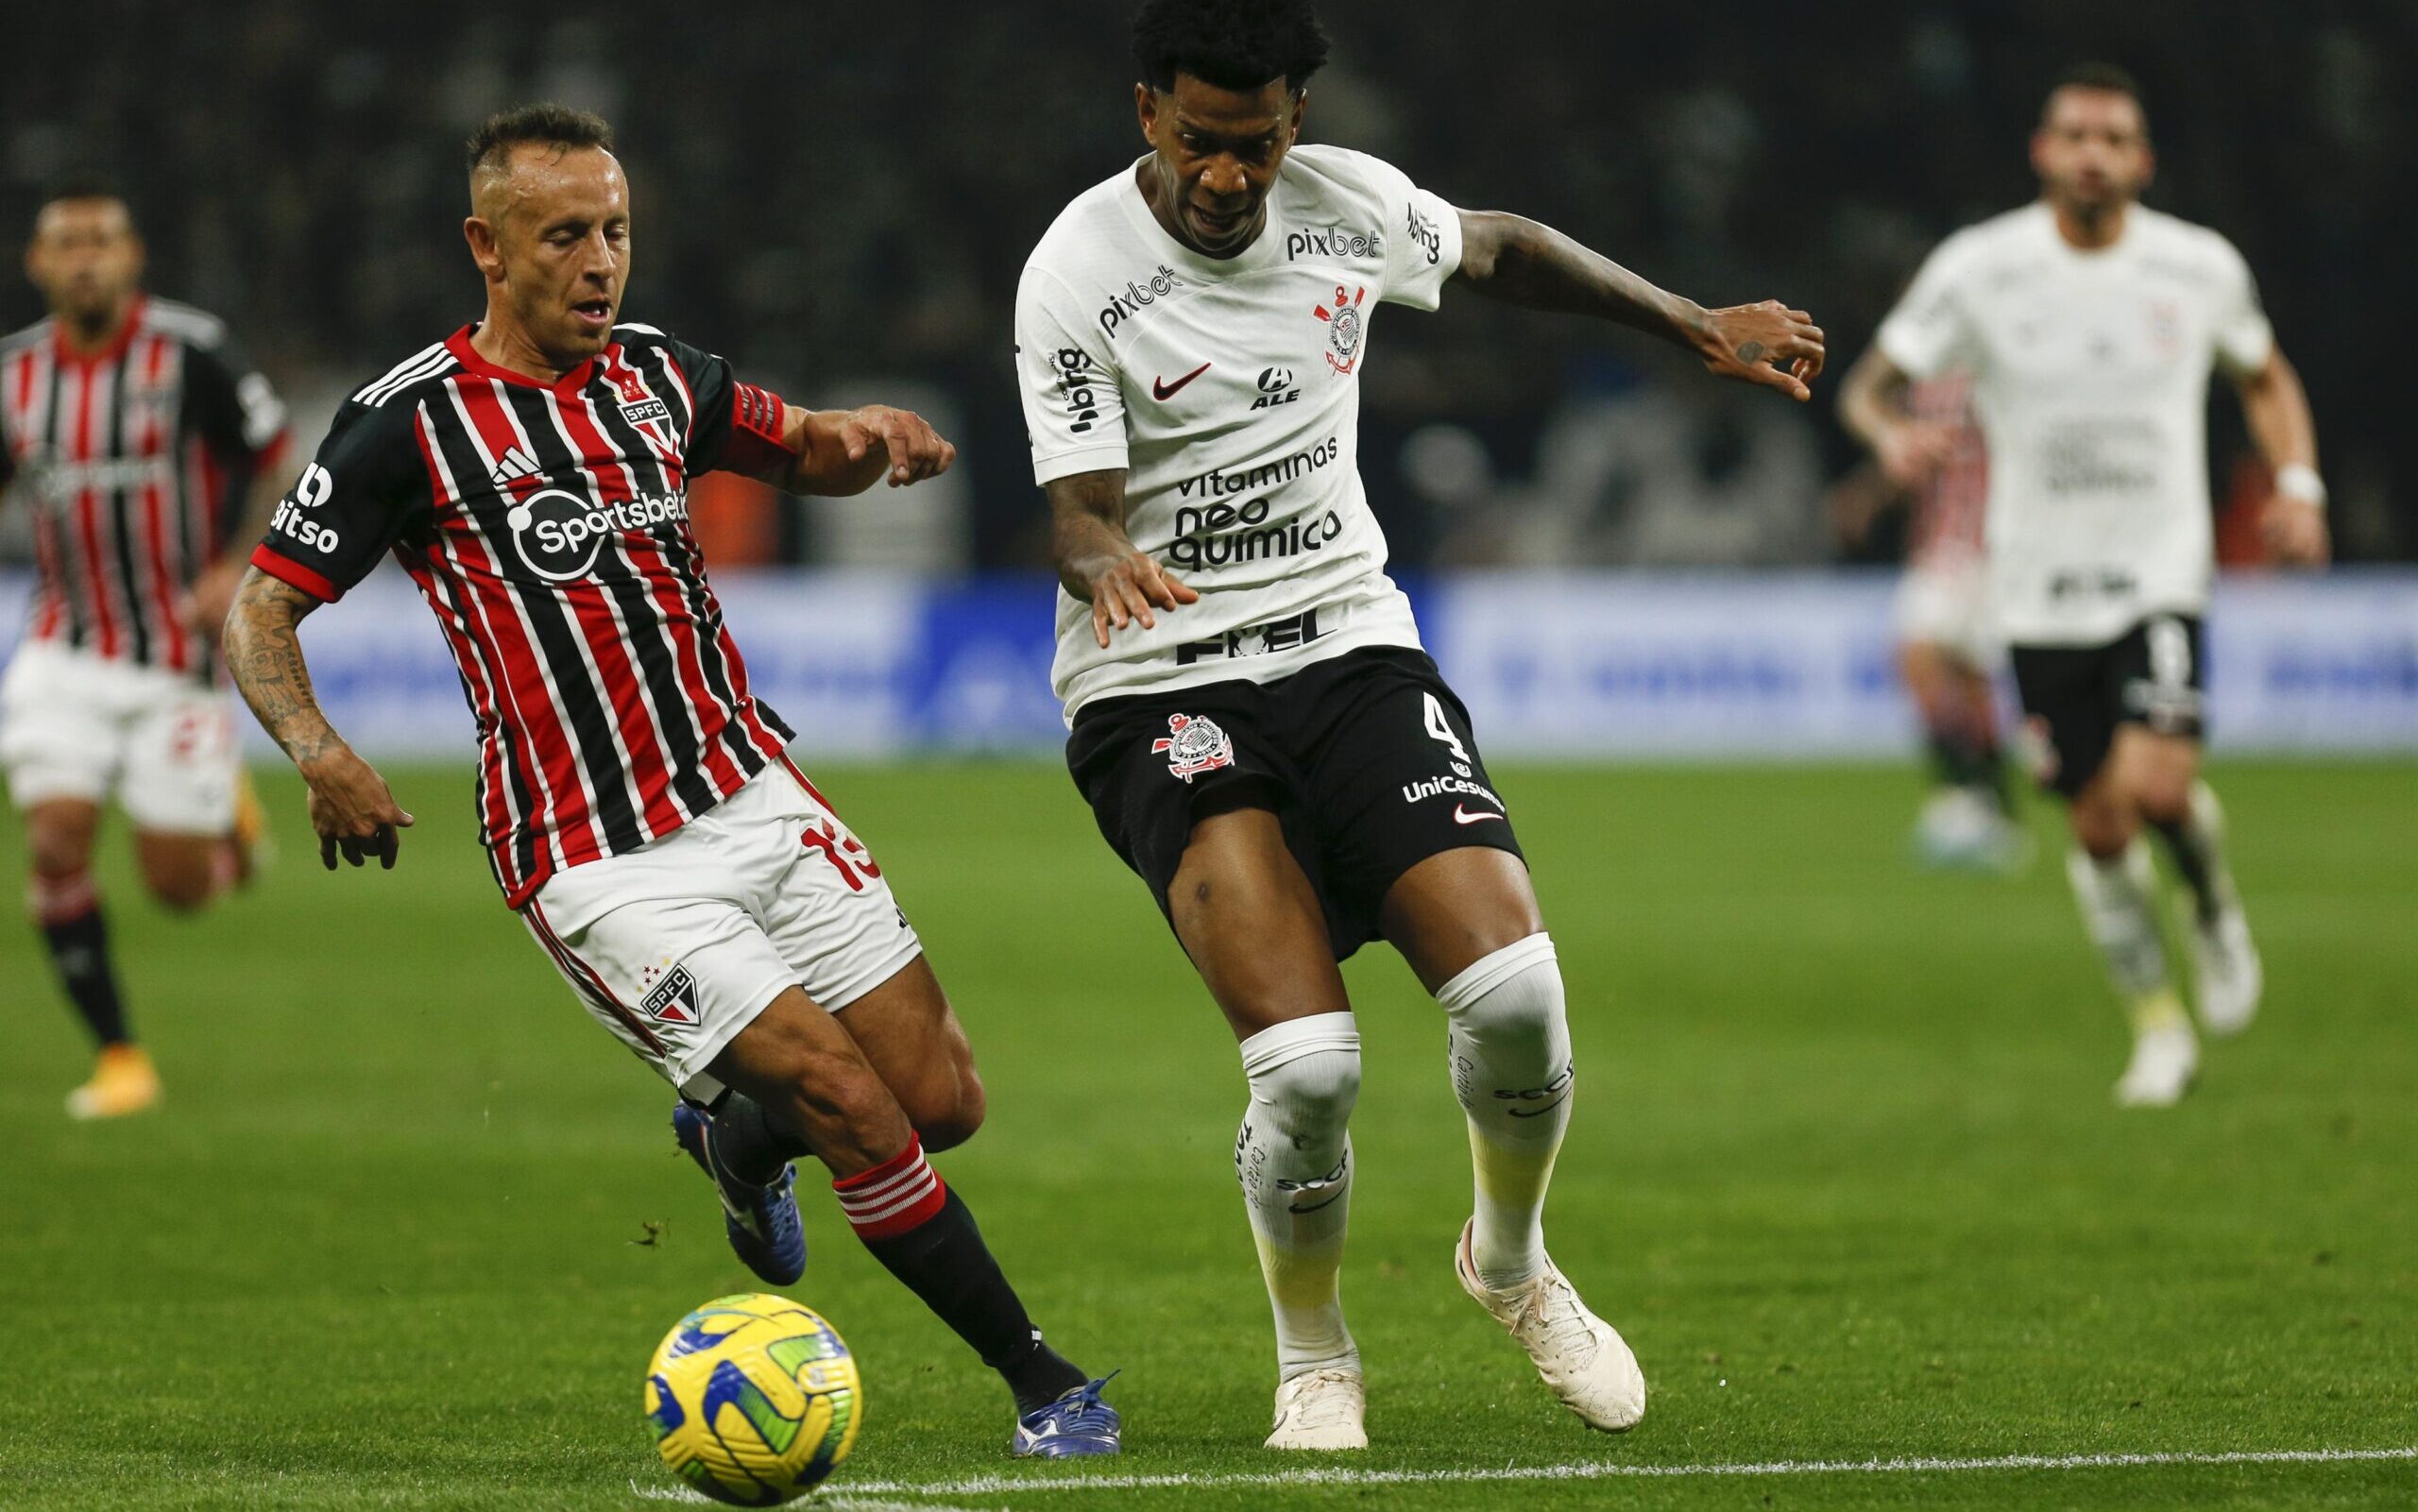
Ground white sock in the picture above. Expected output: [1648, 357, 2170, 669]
[1438, 933, 1572, 1291]
[1235, 1011, 1361, 1383]
[2065, 841, 2182, 1020]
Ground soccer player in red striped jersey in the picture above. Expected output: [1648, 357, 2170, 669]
[221, 105, 1119, 1456]
[1, 182, 292, 1119]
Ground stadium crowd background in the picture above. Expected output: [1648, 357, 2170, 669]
[2, 0, 2409, 573]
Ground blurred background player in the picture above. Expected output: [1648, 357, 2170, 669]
[1830, 371, 2024, 870]
[224, 105, 1118, 1457]
[0, 182, 288, 1118]
[1021, 0, 1821, 1449]
[1840, 65, 2328, 1107]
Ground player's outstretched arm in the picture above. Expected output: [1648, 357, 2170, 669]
[1047, 469, 1198, 648]
[223, 567, 415, 870]
[1453, 210, 1825, 400]
[2232, 348, 2329, 567]
[781, 405, 957, 496]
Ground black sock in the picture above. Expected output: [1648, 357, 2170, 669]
[1927, 729, 2012, 814]
[40, 904, 129, 1048]
[2153, 816, 2222, 926]
[707, 1092, 805, 1186]
[860, 1186, 1086, 1413]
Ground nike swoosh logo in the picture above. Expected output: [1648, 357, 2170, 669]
[1453, 804, 1506, 825]
[1152, 362, 1211, 400]
[1507, 1091, 1571, 1119]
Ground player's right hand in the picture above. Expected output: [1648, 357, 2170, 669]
[298, 744, 416, 870]
[1083, 551, 1198, 647]
[1875, 418, 1960, 490]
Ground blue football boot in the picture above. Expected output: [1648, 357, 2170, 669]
[671, 1101, 807, 1286]
[1012, 1374, 1123, 1458]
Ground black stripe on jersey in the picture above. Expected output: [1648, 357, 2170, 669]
[38, 356, 85, 649]
[101, 355, 152, 666]
[485, 385, 648, 852]
[422, 399, 644, 856]
[417, 556, 544, 889]
[580, 378, 723, 818]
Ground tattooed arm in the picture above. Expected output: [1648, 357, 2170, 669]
[1454, 210, 1825, 400]
[223, 567, 416, 870]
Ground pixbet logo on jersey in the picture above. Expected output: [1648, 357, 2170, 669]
[1097, 264, 1186, 338]
[504, 486, 690, 582]
[1316, 285, 1367, 374]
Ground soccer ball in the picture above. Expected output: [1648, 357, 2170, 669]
[644, 1293, 862, 1505]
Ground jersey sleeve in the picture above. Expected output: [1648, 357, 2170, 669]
[1874, 235, 1981, 382]
[1356, 153, 1463, 311]
[1015, 263, 1130, 485]
[185, 331, 292, 472]
[248, 399, 428, 602]
[2205, 232, 2275, 378]
[656, 333, 797, 480]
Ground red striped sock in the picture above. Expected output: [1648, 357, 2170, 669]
[833, 1133, 948, 1241]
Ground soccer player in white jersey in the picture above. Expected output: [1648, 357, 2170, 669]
[1841, 65, 2329, 1107]
[1015, 0, 1823, 1449]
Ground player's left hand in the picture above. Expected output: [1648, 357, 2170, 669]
[1694, 300, 1826, 401]
[182, 558, 246, 637]
[2259, 494, 2330, 567]
[840, 406, 957, 487]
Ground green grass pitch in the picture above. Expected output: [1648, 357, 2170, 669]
[1, 759, 2412, 1510]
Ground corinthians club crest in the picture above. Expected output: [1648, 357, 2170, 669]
[1316, 284, 1367, 374]
[1153, 713, 1235, 783]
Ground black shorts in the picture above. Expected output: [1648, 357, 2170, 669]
[2009, 614, 2206, 798]
[1066, 646, 1524, 960]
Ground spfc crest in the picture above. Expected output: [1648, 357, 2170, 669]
[1316, 284, 1367, 374]
[639, 961, 702, 1024]
[1152, 713, 1235, 783]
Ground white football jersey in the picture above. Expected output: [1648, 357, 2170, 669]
[1876, 202, 2273, 645]
[1016, 144, 1463, 716]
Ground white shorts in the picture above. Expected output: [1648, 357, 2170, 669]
[1893, 556, 1999, 669]
[521, 761, 925, 1097]
[0, 640, 241, 833]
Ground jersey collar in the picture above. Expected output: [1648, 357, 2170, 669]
[445, 323, 604, 394]
[51, 294, 146, 367]
[1116, 157, 1287, 280]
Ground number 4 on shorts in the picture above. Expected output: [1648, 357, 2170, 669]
[1424, 691, 1472, 763]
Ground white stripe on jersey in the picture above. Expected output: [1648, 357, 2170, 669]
[355, 344, 452, 407]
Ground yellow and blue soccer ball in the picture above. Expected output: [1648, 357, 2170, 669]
[644, 1293, 862, 1505]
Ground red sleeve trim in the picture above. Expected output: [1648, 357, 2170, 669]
[720, 382, 799, 477]
[250, 543, 341, 603]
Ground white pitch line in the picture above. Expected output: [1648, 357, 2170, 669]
[826, 1445, 2418, 1500]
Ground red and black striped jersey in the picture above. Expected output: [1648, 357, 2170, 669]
[250, 322, 801, 908]
[0, 296, 290, 677]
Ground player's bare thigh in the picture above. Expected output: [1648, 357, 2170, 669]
[1167, 806, 1351, 1042]
[1379, 847, 1545, 994]
[132, 829, 220, 913]
[2069, 726, 2198, 853]
[23, 798, 102, 880]
[832, 955, 986, 1153]
[707, 984, 915, 1178]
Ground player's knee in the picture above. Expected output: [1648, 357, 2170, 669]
[26, 818, 95, 882]
[1439, 935, 1566, 1047]
[912, 1062, 987, 1153]
[143, 864, 215, 914]
[2132, 771, 2193, 827]
[1240, 1015, 1362, 1144]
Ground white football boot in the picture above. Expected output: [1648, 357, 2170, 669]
[1456, 1221, 1646, 1432]
[2114, 1020, 2200, 1108]
[1265, 1368, 1367, 1451]
[2187, 904, 2263, 1037]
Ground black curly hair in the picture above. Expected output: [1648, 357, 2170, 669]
[1132, 0, 1331, 96]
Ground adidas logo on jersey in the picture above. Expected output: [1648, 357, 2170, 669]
[488, 446, 541, 486]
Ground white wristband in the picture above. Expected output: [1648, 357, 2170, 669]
[2275, 464, 2327, 509]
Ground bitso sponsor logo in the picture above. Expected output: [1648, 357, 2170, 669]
[271, 462, 341, 554]
[1097, 263, 1186, 338]
[1315, 284, 1368, 374]
[504, 486, 690, 582]
[1152, 712, 1235, 783]
[1285, 226, 1385, 262]
[1252, 366, 1301, 410]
